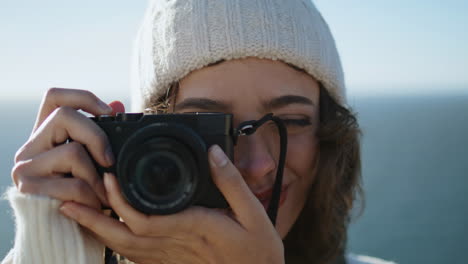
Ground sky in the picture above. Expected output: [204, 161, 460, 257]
[0, 0, 467, 102]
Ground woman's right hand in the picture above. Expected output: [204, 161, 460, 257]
[11, 87, 115, 210]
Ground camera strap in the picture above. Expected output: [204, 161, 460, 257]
[235, 113, 288, 226]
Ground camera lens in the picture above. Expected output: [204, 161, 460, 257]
[117, 123, 208, 215]
[136, 154, 181, 198]
[134, 148, 192, 204]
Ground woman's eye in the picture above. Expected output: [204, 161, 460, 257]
[280, 118, 312, 127]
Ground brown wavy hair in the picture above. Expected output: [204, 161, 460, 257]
[283, 83, 363, 264]
[145, 70, 363, 264]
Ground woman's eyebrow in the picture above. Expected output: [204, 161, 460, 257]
[175, 98, 231, 112]
[174, 95, 314, 112]
[264, 95, 315, 110]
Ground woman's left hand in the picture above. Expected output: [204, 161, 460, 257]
[59, 144, 284, 264]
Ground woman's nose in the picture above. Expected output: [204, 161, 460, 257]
[233, 133, 277, 188]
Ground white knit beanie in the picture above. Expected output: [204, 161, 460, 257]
[131, 0, 345, 112]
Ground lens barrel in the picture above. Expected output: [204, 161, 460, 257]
[117, 123, 208, 214]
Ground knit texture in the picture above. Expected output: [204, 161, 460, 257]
[131, 0, 346, 111]
[3, 188, 104, 264]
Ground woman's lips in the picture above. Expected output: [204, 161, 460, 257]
[254, 185, 289, 211]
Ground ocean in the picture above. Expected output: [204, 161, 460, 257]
[1, 93, 467, 263]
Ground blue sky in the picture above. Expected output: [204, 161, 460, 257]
[315, 0, 468, 96]
[1, 0, 467, 102]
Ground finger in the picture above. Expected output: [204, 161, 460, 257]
[16, 106, 113, 168]
[109, 100, 125, 116]
[12, 142, 108, 205]
[103, 173, 191, 236]
[208, 144, 269, 229]
[18, 177, 101, 209]
[58, 201, 144, 255]
[34, 88, 112, 132]
[60, 202, 187, 262]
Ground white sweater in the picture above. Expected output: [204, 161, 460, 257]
[1, 188, 103, 264]
[1, 188, 395, 264]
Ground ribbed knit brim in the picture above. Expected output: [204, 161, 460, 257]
[131, 0, 346, 112]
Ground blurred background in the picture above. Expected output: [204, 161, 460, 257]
[1, 1, 467, 263]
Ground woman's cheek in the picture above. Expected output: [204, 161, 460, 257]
[286, 133, 318, 182]
[276, 133, 317, 238]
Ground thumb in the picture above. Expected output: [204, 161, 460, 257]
[208, 145, 269, 229]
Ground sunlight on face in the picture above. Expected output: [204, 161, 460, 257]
[175, 58, 320, 238]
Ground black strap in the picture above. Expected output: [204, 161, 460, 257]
[236, 113, 288, 226]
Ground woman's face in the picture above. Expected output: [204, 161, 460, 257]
[174, 58, 320, 238]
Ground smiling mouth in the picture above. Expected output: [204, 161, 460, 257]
[253, 185, 289, 211]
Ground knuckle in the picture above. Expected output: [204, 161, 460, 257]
[221, 169, 241, 186]
[227, 169, 240, 181]
[89, 134, 110, 162]
[212, 164, 241, 186]
[87, 91, 100, 103]
[17, 178, 36, 195]
[11, 161, 29, 184]
[72, 178, 91, 196]
[50, 107, 76, 131]
[79, 89, 98, 103]
[53, 105, 74, 119]
[43, 87, 64, 107]
[93, 129, 108, 149]
[14, 150, 23, 164]
[65, 142, 87, 162]
[14, 143, 29, 163]
[45, 87, 61, 100]
[79, 89, 99, 105]
[196, 233, 210, 248]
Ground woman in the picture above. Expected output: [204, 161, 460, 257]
[3, 0, 394, 263]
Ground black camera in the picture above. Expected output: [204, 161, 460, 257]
[91, 112, 233, 215]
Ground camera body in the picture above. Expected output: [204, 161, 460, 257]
[91, 112, 233, 215]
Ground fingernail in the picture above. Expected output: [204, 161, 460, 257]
[105, 145, 115, 166]
[103, 173, 113, 191]
[60, 204, 76, 219]
[209, 145, 228, 167]
[99, 101, 112, 114]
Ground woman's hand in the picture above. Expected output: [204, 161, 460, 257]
[11, 88, 115, 209]
[59, 145, 285, 264]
